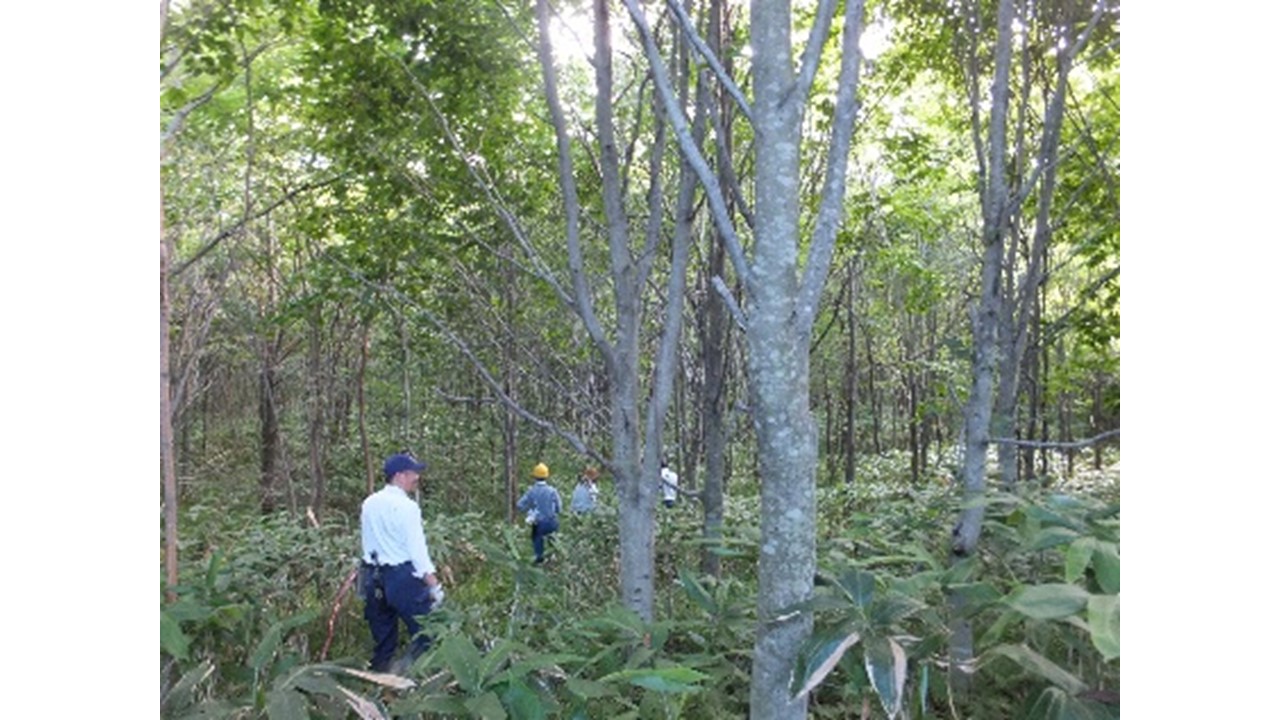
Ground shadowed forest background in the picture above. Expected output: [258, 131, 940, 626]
[160, 0, 1119, 717]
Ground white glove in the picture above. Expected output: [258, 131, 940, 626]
[429, 584, 445, 605]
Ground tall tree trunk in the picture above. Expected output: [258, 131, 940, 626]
[746, 0, 864, 715]
[502, 242, 519, 523]
[864, 330, 881, 454]
[357, 321, 374, 495]
[699, 0, 731, 579]
[161, 193, 179, 602]
[307, 308, 328, 514]
[259, 359, 281, 514]
[843, 261, 858, 485]
[950, 0, 1016, 693]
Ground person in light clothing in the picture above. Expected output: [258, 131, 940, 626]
[570, 466, 600, 514]
[660, 458, 678, 508]
[360, 452, 445, 672]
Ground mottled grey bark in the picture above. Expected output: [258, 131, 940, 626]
[993, 1, 1106, 491]
[699, 0, 731, 579]
[950, 0, 1016, 692]
[745, 0, 864, 716]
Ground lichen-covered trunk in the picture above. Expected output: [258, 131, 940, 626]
[161, 195, 179, 602]
[951, 0, 1016, 692]
[747, 319, 817, 719]
[747, 2, 812, 714]
[613, 343, 656, 620]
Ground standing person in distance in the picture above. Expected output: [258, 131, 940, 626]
[517, 462, 562, 563]
[660, 457, 679, 509]
[360, 452, 445, 673]
[570, 466, 600, 514]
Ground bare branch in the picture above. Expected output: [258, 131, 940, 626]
[665, 0, 753, 124]
[711, 275, 746, 331]
[170, 173, 348, 278]
[789, 0, 838, 110]
[621, 0, 753, 296]
[325, 250, 607, 465]
[160, 83, 220, 150]
[991, 429, 1118, 449]
[797, 0, 866, 334]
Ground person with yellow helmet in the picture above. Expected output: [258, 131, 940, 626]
[517, 462, 562, 564]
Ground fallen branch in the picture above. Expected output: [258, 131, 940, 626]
[989, 429, 1118, 450]
[321, 566, 360, 661]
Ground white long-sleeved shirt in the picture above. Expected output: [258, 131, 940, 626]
[660, 467, 679, 501]
[360, 484, 436, 578]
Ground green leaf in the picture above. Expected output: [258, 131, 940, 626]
[478, 639, 517, 683]
[1087, 594, 1120, 661]
[464, 691, 508, 720]
[1026, 526, 1080, 551]
[678, 568, 717, 615]
[507, 653, 582, 679]
[392, 695, 469, 715]
[250, 612, 318, 672]
[863, 637, 907, 719]
[442, 634, 485, 694]
[600, 667, 709, 694]
[947, 582, 1002, 609]
[1092, 542, 1120, 594]
[1006, 584, 1090, 620]
[266, 689, 309, 720]
[986, 644, 1087, 695]
[1025, 686, 1118, 720]
[498, 677, 548, 720]
[161, 610, 191, 661]
[869, 594, 926, 628]
[790, 626, 862, 699]
[835, 568, 877, 609]
[1064, 538, 1096, 583]
[161, 660, 214, 713]
[565, 677, 614, 699]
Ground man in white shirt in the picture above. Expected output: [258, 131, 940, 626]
[660, 458, 679, 508]
[360, 452, 445, 672]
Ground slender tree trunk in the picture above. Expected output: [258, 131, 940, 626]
[357, 321, 374, 495]
[502, 243, 519, 522]
[746, 0, 864, 714]
[843, 261, 857, 485]
[699, 0, 731, 578]
[161, 193, 179, 602]
[259, 359, 281, 514]
[307, 308, 328, 514]
[864, 330, 881, 454]
[950, 0, 1016, 693]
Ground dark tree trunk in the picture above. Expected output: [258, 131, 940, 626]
[843, 261, 858, 486]
[161, 196, 179, 602]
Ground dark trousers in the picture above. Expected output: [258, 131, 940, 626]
[531, 516, 559, 562]
[362, 562, 435, 672]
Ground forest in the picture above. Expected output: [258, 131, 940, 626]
[159, 0, 1119, 717]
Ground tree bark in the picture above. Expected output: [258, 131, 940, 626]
[745, 1, 864, 716]
[357, 321, 374, 495]
[699, 0, 731, 579]
[950, 0, 1016, 693]
[161, 192, 179, 602]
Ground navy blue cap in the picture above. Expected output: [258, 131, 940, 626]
[384, 453, 427, 478]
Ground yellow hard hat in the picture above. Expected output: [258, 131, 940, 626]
[532, 462, 550, 479]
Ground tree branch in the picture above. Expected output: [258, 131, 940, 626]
[789, 0, 838, 110]
[665, 0, 753, 124]
[990, 429, 1118, 449]
[169, 173, 348, 278]
[324, 250, 608, 466]
[621, 0, 754, 296]
[797, 0, 866, 334]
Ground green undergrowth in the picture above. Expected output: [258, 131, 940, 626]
[162, 451, 1118, 719]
